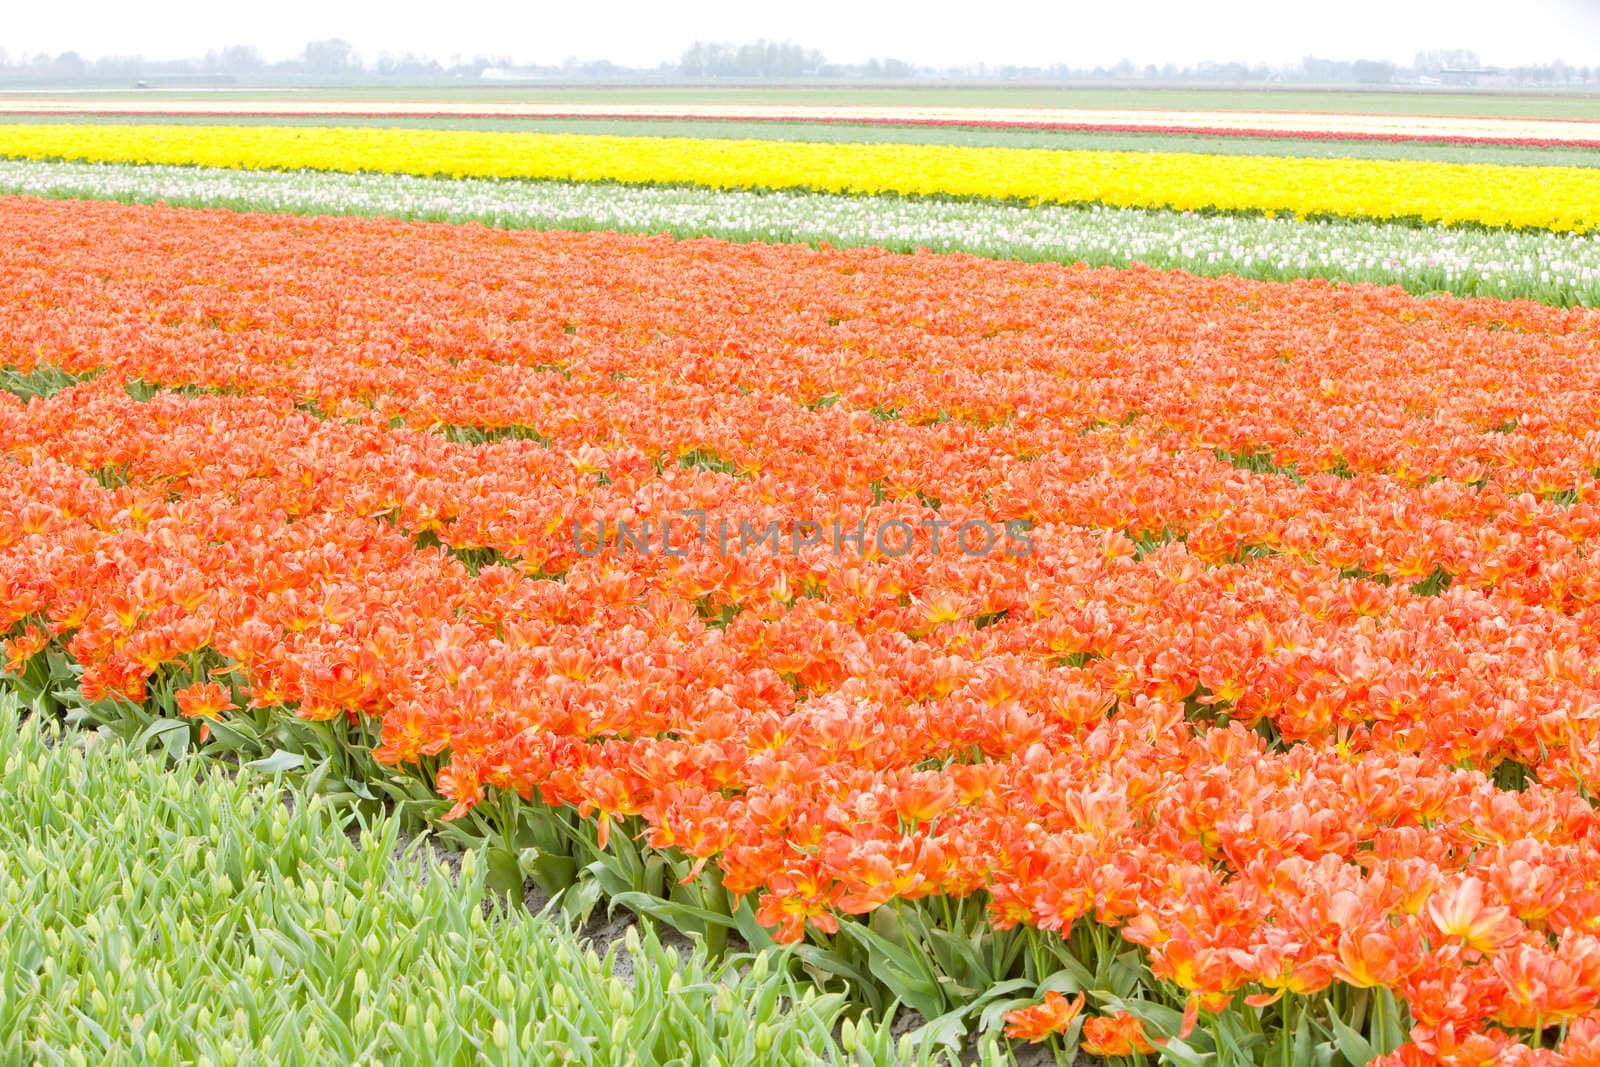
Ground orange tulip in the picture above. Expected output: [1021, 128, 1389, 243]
[174, 680, 232, 720]
[1081, 1011, 1157, 1056]
[1003, 991, 1085, 1043]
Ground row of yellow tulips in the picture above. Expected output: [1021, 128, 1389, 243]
[0, 123, 1596, 231]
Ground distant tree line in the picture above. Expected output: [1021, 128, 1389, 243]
[0, 40, 479, 84]
[678, 41, 914, 80]
[937, 50, 1595, 87]
[680, 41, 826, 79]
[0, 39, 1594, 87]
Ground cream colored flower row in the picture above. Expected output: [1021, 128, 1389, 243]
[4, 101, 1599, 143]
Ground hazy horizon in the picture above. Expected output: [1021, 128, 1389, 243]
[5, 0, 1600, 71]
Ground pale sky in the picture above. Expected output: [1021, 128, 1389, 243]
[5, 0, 1600, 69]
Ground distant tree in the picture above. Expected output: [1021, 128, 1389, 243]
[302, 38, 359, 76]
[679, 40, 825, 79]
[377, 52, 444, 77]
[92, 54, 144, 80]
[443, 54, 501, 77]
[52, 51, 87, 78]
[1351, 59, 1394, 84]
[1418, 48, 1483, 72]
[1299, 55, 1335, 81]
[679, 42, 708, 77]
[218, 45, 264, 73]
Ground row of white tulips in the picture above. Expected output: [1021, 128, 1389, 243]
[2, 158, 1596, 306]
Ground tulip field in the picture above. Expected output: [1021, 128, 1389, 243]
[5, 92, 1600, 1065]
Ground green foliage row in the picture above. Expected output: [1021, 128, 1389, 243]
[0, 695, 925, 1067]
